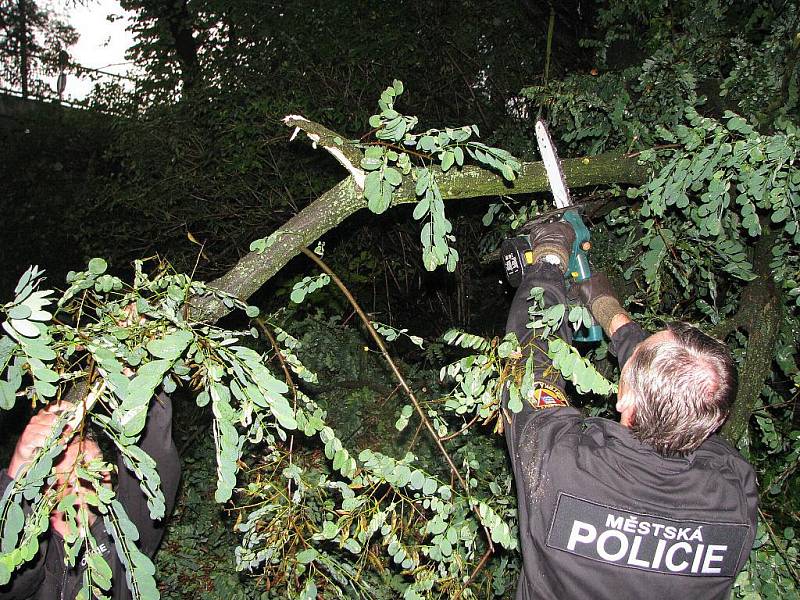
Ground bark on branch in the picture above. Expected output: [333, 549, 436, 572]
[715, 230, 784, 447]
[192, 116, 649, 322]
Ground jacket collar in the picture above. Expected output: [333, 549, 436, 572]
[584, 416, 698, 471]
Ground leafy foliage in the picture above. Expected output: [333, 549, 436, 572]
[0, 260, 298, 598]
[2, 0, 800, 598]
[0, 252, 621, 599]
[362, 81, 520, 272]
[621, 109, 799, 309]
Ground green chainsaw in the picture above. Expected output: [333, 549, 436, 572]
[500, 119, 603, 343]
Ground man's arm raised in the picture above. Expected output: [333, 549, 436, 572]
[574, 273, 647, 369]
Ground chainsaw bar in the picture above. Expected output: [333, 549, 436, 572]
[535, 120, 572, 210]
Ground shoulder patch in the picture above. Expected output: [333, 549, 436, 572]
[528, 382, 569, 410]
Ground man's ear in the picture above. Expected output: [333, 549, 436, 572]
[616, 383, 638, 428]
[615, 391, 636, 414]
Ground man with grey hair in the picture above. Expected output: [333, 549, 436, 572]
[502, 222, 758, 600]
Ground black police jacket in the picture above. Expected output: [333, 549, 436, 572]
[504, 264, 758, 600]
[0, 394, 180, 600]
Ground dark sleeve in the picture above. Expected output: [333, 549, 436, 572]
[0, 472, 47, 599]
[115, 393, 181, 557]
[608, 321, 649, 369]
[502, 262, 582, 464]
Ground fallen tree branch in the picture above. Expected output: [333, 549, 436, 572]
[192, 116, 648, 322]
[283, 115, 365, 189]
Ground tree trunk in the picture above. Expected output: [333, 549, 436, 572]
[191, 117, 648, 322]
[17, 0, 29, 99]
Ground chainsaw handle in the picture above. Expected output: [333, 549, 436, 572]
[562, 211, 604, 343]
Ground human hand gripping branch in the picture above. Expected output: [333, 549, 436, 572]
[7, 402, 112, 539]
[7, 303, 146, 539]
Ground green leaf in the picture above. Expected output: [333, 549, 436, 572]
[7, 319, 40, 339]
[368, 188, 392, 214]
[23, 339, 55, 361]
[418, 136, 435, 152]
[146, 330, 193, 361]
[34, 379, 57, 398]
[120, 359, 172, 436]
[365, 171, 391, 213]
[87, 553, 113, 590]
[0, 336, 17, 372]
[395, 415, 409, 431]
[453, 146, 464, 166]
[321, 521, 338, 540]
[6, 305, 31, 320]
[290, 287, 306, 304]
[296, 549, 318, 564]
[249, 238, 266, 253]
[104, 501, 159, 600]
[508, 385, 523, 413]
[383, 167, 402, 186]
[412, 195, 430, 220]
[427, 518, 447, 535]
[771, 206, 789, 223]
[441, 151, 455, 172]
[0, 557, 10, 586]
[1, 502, 24, 553]
[267, 392, 297, 431]
[422, 478, 437, 496]
[360, 155, 383, 171]
[409, 470, 425, 490]
[0, 381, 17, 410]
[31, 365, 59, 383]
[87, 258, 108, 275]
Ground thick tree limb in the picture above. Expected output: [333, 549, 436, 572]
[193, 117, 648, 322]
[716, 231, 783, 447]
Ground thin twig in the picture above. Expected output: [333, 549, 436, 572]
[624, 143, 682, 158]
[256, 318, 297, 401]
[365, 140, 430, 160]
[405, 420, 425, 454]
[300, 247, 469, 490]
[299, 247, 495, 556]
[439, 413, 482, 442]
[255, 318, 300, 500]
[758, 507, 800, 586]
[453, 545, 494, 600]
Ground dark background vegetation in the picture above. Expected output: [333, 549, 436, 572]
[1, 0, 799, 597]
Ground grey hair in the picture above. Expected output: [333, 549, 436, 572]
[621, 322, 737, 456]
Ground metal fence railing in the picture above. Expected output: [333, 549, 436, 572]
[1, 47, 138, 107]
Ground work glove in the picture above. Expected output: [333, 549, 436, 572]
[572, 272, 629, 334]
[524, 221, 575, 273]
